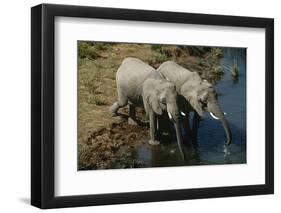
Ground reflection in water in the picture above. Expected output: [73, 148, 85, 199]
[137, 48, 246, 167]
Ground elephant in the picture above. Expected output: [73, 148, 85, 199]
[109, 57, 186, 160]
[157, 61, 232, 145]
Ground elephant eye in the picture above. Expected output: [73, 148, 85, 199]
[201, 95, 207, 103]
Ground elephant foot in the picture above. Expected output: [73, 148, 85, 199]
[109, 108, 117, 116]
[109, 103, 119, 117]
[161, 131, 170, 136]
[149, 139, 160, 146]
[110, 112, 118, 117]
[128, 118, 138, 125]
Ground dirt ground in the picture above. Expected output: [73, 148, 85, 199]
[78, 42, 223, 170]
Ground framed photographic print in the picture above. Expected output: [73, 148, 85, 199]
[31, 3, 274, 209]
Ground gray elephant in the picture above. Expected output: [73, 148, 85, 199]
[110, 57, 186, 160]
[157, 61, 232, 145]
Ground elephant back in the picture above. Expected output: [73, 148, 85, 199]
[116, 57, 155, 102]
[157, 61, 201, 92]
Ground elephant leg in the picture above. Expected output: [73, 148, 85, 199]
[109, 93, 128, 116]
[191, 112, 200, 146]
[155, 116, 160, 138]
[128, 104, 138, 125]
[148, 112, 160, 146]
[157, 113, 169, 137]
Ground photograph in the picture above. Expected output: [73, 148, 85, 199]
[77, 41, 246, 170]
[30, 2, 274, 209]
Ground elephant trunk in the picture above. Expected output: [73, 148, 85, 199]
[174, 120, 186, 160]
[167, 104, 186, 160]
[208, 101, 232, 145]
[220, 116, 232, 145]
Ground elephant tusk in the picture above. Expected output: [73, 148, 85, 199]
[168, 112, 172, 120]
[168, 112, 176, 123]
[224, 112, 227, 115]
[180, 111, 186, 116]
[210, 112, 219, 120]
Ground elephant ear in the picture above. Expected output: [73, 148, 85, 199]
[186, 90, 204, 117]
[143, 87, 163, 116]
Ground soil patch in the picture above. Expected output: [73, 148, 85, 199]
[78, 117, 150, 170]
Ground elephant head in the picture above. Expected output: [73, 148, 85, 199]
[143, 79, 186, 160]
[181, 80, 232, 145]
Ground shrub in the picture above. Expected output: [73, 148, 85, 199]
[210, 48, 223, 58]
[78, 42, 99, 60]
[178, 46, 212, 57]
[150, 44, 174, 67]
[151, 44, 163, 53]
[212, 65, 224, 75]
[94, 42, 112, 51]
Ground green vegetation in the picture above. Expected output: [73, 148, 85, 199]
[93, 42, 112, 51]
[231, 62, 239, 79]
[220, 58, 240, 82]
[210, 48, 223, 58]
[212, 65, 224, 75]
[178, 46, 212, 57]
[78, 42, 99, 60]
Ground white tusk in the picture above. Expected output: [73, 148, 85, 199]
[224, 112, 227, 115]
[168, 112, 176, 123]
[168, 112, 173, 120]
[180, 111, 186, 116]
[210, 112, 219, 120]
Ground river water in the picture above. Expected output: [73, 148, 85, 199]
[137, 48, 247, 167]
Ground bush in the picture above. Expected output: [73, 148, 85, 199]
[210, 48, 223, 58]
[151, 44, 163, 53]
[78, 42, 99, 59]
[149, 44, 173, 67]
[212, 65, 224, 75]
[155, 52, 169, 63]
[179, 46, 211, 57]
[94, 42, 112, 51]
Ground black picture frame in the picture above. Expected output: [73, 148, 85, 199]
[31, 3, 274, 209]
